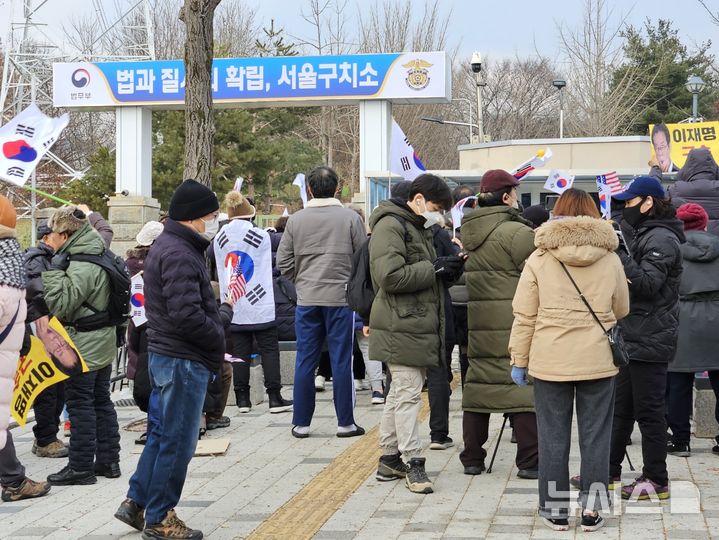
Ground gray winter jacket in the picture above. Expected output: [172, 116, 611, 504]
[671, 230, 719, 373]
[277, 198, 366, 307]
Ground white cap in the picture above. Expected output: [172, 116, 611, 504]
[136, 220, 164, 246]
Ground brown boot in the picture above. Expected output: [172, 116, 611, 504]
[1, 478, 51, 502]
[142, 509, 203, 539]
[33, 439, 68, 458]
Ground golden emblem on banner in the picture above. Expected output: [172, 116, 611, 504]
[403, 59, 433, 90]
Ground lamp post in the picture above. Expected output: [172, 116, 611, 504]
[471, 52, 486, 142]
[553, 79, 567, 138]
[453, 97, 474, 142]
[421, 116, 478, 133]
[686, 74, 706, 122]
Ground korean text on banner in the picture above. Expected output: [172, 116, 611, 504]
[130, 272, 147, 326]
[11, 316, 89, 426]
[649, 121, 719, 172]
[0, 104, 69, 186]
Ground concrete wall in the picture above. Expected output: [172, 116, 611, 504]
[458, 136, 652, 172]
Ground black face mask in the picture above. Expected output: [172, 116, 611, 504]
[622, 200, 648, 229]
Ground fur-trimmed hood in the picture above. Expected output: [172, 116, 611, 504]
[534, 216, 619, 267]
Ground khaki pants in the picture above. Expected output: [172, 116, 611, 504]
[379, 364, 425, 459]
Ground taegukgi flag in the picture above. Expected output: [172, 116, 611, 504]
[596, 175, 613, 220]
[451, 196, 477, 232]
[390, 118, 426, 181]
[511, 148, 553, 180]
[130, 272, 147, 327]
[0, 104, 69, 186]
[213, 219, 275, 326]
[544, 169, 575, 195]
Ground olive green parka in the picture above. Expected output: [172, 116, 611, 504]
[368, 199, 444, 369]
[461, 205, 536, 413]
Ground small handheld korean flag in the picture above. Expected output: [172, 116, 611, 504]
[130, 273, 147, 327]
[390, 118, 426, 181]
[0, 104, 69, 186]
[543, 170, 575, 195]
[450, 196, 477, 235]
[293, 173, 308, 208]
[596, 175, 613, 220]
[511, 148, 553, 180]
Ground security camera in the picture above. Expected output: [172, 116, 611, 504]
[553, 79, 567, 90]
[471, 51, 482, 73]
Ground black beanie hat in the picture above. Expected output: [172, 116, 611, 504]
[169, 179, 219, 221]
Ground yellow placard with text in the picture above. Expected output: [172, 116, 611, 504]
[649, 121, 719, 172]
[11, 316, 89, 426]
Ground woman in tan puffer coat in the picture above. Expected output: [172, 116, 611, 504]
[509, 189, 629, 532]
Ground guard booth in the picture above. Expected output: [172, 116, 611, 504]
[52, 53, 451, 253]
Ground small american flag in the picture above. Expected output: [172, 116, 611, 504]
[228, 259, 246, 301]
[597, 171, 624, 194]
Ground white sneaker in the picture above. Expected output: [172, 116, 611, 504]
[355, 379, 369, 391]
[315, 375, 326, 392]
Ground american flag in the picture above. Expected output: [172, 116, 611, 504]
[597, 171, 624, 194]
[228, 259, 247, 301]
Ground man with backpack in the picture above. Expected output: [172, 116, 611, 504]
[277, 166, 366, 438]
[41, 206, 124, 486]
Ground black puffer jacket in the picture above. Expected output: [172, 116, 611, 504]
[145, 219, 225, 373]
[668, 148, 719, 236]
[23, 242, 53, 322]
[270, 230, 296, 341]
[618, 217, 685, 363]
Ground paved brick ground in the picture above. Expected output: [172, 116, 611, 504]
[2, 377, 718, 539]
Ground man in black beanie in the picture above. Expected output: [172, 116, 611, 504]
[115, 179, 222, 540]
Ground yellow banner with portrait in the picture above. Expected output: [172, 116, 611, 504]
[649, 121, 719, 172]
[11, 316, 89, 426]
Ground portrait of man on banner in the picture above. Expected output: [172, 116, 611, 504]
[651, 123, 680, 173]
[11, 316, 88, 425]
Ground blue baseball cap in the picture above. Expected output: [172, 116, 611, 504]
[612, 175, 666, 201]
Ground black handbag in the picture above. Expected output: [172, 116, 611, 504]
[559, 262, 629, 368]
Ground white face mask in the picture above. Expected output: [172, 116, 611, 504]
[200, 216, 219, 240]
[414, 197, 443, 229]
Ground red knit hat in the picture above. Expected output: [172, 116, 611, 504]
[677, 203, 708, 231]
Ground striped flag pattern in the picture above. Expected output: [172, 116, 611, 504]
[597, 171, 624, 194]
[228, 258, 247, 301]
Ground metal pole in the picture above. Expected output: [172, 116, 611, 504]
[559, 88, 565, 139]
[692, 92, 699, 122]
[476, 73, 485, 142]
[31, 76, 37, 245]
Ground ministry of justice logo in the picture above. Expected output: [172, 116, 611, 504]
[403, 59, 433, 90]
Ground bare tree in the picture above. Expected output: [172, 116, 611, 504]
[180, 0, 221, 187]
[558, 0, 658, 136]
[214, 1, 260, 56]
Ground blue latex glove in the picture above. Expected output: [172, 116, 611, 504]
[511, 366, 528, 386]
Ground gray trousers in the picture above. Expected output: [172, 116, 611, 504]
[0, 430, 25, 488]
[534, 377, 615, 518]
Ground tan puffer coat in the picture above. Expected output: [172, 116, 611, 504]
[509, 216, 630, 382]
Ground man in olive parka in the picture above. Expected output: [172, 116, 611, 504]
[459, 169, 539, 478]
[369, 174, 463, 494]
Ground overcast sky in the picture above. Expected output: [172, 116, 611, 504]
[1, 0, 717, 66]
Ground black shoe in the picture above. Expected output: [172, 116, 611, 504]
[376, 453, 408, 481]
[206, 416, 231, 430]
[463, 464, 486, 475]
[337, 425, 365, 438]
[405, 457, 433, 494]
[581, 512, 605, 532]
[114, 498, 144, 531]
[517, 468, 538, 480]
[429, 436, 454, 450]
[510, 429, 517, 444]
[268, 391, 293, 414]
[135, 432, 148, 445]
[48, 466, 97, 486]
[667, 441, 691, 457]
[95, 461, 121, 479]
[236, 389, 251, 413]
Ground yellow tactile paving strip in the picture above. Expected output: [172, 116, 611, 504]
[247, 379, 453, 540]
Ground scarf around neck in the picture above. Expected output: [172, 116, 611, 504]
[0, 237, 27, 290]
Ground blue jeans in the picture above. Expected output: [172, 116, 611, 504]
[293, 306, 355, 427]
[127, 353, 210, 525]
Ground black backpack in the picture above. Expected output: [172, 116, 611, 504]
[345, 215, 408, 321]
[68, 249, 132, 332]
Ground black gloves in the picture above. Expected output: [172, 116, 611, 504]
[49, 253, 70, 271]
[433, 255, 465, 278]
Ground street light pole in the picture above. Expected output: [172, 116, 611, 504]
[453, 97, 473, 142]
[686, 75, 706, 122]
[471, 51, 486, 142]
[553, 78, 567, 139]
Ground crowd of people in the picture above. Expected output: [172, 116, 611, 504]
[1, 146, 719, 538]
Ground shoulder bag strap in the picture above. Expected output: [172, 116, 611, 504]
[558, 261, 608, 334]
[0, 302, 21, 345]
